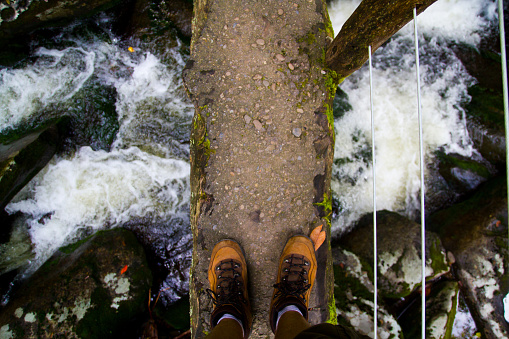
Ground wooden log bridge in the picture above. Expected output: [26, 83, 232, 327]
[183, 0, 436, 337]
[184, 0, 336, 336]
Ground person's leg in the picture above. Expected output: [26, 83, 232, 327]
[274, 309, 311, 339]
[205, 318, 244, 339]
[205, 239, 252, 339]
[269, 236, 317, 339]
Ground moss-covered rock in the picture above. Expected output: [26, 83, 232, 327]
[0, 228, 152, 338]
[428, 177, 509, 339]
[399, 280, 459, 339]
[332, 248, 403, 338]
[338, 210, 450, 299]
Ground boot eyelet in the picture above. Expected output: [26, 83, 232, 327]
[218, 275, 222, 279]
[216, 265, 221, 270]
[304, 261, 309, 266]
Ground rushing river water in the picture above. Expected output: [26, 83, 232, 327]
[0, 0, 500, 309]
[329, 0, 498, 232]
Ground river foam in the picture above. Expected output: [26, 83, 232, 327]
[6, 147, 190, 274]
[0, 47, 95, 131]
[328, 0, 497, 232]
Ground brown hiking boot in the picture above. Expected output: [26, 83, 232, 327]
[269, 235, 317, 333]
[207, 239, 252, 338]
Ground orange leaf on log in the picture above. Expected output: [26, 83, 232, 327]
[309, 225, 326, 251]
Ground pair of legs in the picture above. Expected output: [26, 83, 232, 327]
[204, 236, 319, 339]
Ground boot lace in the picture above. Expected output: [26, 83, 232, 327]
[207, 259, 247, 309]
[273, 254, 311, 304]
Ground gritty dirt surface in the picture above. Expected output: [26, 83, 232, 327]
[184, 0, 336, 337]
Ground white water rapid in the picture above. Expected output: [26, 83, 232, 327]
[0, 16, 193, 303]
[329, 0, 498, 232]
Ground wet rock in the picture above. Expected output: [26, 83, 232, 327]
[60, 83, 120, 152]
[332, 248, 403, 338]
[0, 0, 122, 44]
[0, 228, 151, 338]
[464, 85, 506, 167]
[0, 125, 59, 213]
[138, 0, 193, 39]
[434, 151, 493, 194]
[399, 280, 460, 339]
[428, 177, 509, 339]
[338, 210, 449, 299]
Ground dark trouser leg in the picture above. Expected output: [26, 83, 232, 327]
[274, 310, 311, 339]
[205, 319, 244, 339]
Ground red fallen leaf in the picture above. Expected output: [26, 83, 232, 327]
[496, 220, 501, 227]
[120, 265, 129, 275]
[309, 224, 326, 251]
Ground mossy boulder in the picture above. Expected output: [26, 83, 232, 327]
[428, 177, 509, 339]
[338, 210, 450, 299]
[332, 248, 403, 338]
[0, 228, 151, 338]
[399, 280, 459, 339]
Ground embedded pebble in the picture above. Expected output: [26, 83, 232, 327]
[226, 71, 231, 76]
[276, 54, 285, 61]
[288, 63, 294, 70]
[253, 74, 263, 80]
[256, 39, 265, 45]
[263, 80, 270, 87]
[278, 9, 284, 15]
[292, 128, 302, 137]
[244, 115, 252, 124]
[253, 120, 263, 130]
[296, 108, 304, 113]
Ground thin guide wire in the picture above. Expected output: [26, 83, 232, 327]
[499, 0, 509, 244]
[413, 7, 426, 337]
[368, 45, 378, 339]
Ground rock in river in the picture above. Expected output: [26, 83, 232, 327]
[0, 228, 151, 338]
[428, 177, 509, 339]
[338, 210, 450, 299]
